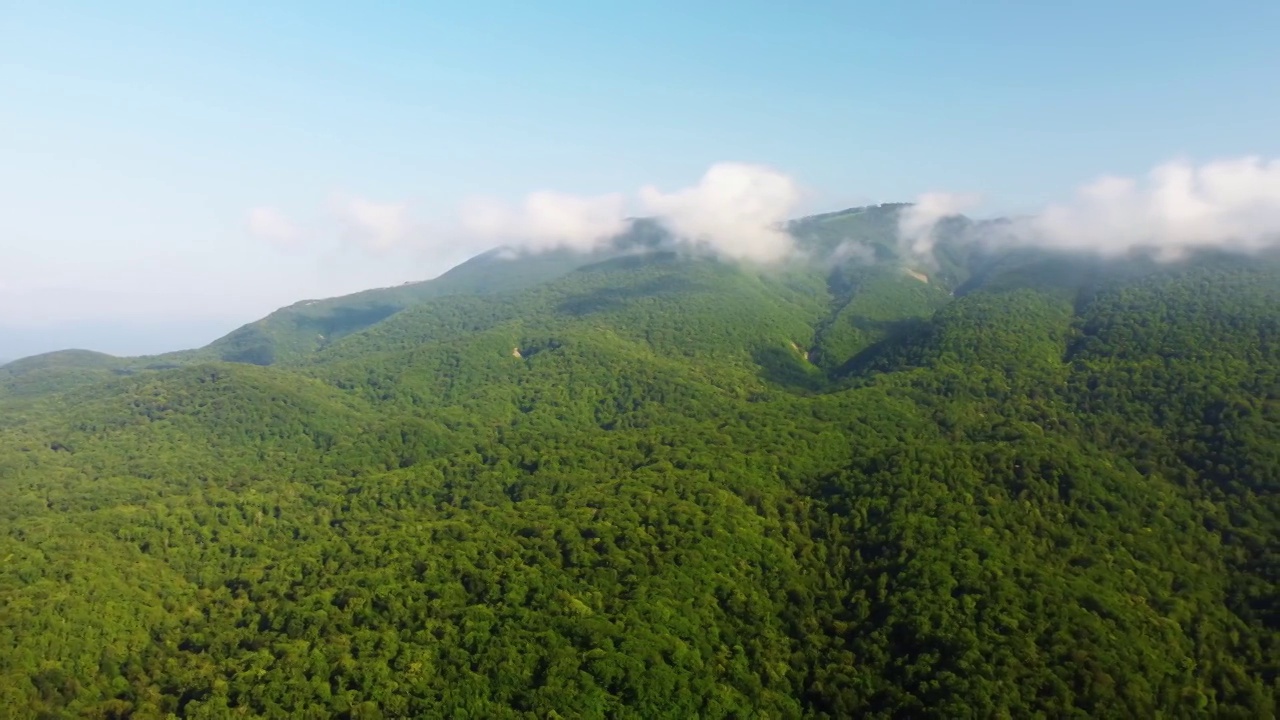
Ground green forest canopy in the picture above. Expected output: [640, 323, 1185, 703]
[1, 206, 1277, 718]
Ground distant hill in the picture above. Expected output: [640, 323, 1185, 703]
[0, 317, 237, 364]
[0, 349, 132, 398]
[2, 203, 1277, 717]
[5, 206, 926, 373]
[3, 348, 119, 372]
[188, 245, 614, 366]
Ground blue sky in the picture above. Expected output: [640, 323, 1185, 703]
[2, 1, 1278, 358]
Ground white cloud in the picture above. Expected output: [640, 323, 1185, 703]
[898, 192, 982, 258]
[902, 156, 1280, 261]
[1027, 156, 1280, 257]
[247, 207, 300, 247]
[270, 155, 1280, 279]
[459, 190, 630, 252]
[830, 240, 877, 265]
[455, 162, 805, 263]
[638, 162, 802, 263]
[331, 195, 412, 253]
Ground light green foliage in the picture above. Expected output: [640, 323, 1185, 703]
[1, 211, 1277, 718]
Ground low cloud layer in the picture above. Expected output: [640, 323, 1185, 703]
[457, 162, 803, 263]
[902, 156, 1280, 261]
[638, 163, 801, 263]
[1031, 157, 1280, 257]
[465, 157, 1280, 267]
[250, 155, 1280, 270]
[459, 191, 630, 252]
[898, 192, 982, 258]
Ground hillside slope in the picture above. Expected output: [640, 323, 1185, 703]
[1, 213, 1277, 718]
[194, 246, 614, 367]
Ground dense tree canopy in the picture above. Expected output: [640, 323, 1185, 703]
[1, 208, 1277, 718]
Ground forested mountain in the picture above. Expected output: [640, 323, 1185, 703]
[1, 205, 1277, 718]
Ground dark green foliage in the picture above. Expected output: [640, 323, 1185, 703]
[1, 228, 1278, 718]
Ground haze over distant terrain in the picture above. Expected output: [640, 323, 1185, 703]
[4, 2, 1279, 357]
[0, 319, 240, 364]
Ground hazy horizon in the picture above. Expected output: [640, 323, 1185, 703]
[5, 1, 1279, 357]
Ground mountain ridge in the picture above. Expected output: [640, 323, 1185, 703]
[1, 202, 1277, 717]
[4, 204, 930, 369]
